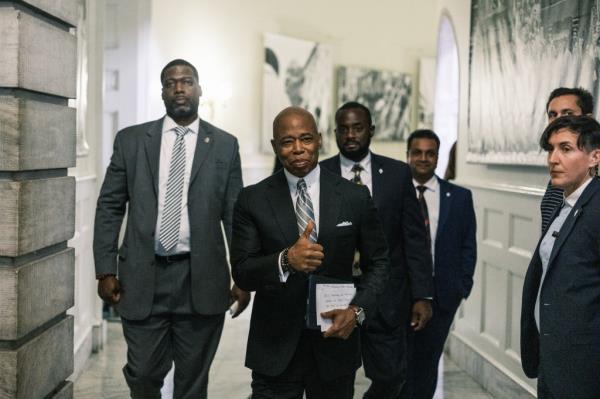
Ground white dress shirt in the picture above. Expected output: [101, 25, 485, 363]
[154, 115, 200, 255]
[278, 165, 321, 281]
[535, 176, 592, 330]
[340, 152, 373, 194]
[413, 175, 440, 264]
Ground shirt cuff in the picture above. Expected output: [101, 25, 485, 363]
[278, 251, 290, 282]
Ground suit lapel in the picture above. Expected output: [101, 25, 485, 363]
[547, 178, 600, 268]
[189, 120, 214, 186]
[144, 119, 164, 197]
[370, 154, 384, 206]
[318, 170, 342, 241]
[267, 171, 299, 244]
[436, 177, 451, 240]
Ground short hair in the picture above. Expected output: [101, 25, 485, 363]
[160, 59, 199, 84]
[539, 115, 600, 152]
[407, 129, 441, 152]
[335, 101, 373, 127]
[545, 87, 594, 115]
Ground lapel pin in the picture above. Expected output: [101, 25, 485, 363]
[574, 209, 580, 217]
[378, 168, 383, 174]
[204, 137, 210, 143]
[446, 192, 451, 197]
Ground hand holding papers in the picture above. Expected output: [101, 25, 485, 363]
[306, 275, 358, 339]
[316, 283, 356, 332]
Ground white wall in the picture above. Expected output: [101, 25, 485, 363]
[146, 0, 440, 183]
[434, 1, 546, 396]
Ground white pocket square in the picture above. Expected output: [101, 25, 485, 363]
[336, 221, 353, 227]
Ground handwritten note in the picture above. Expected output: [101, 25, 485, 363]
[316, 283, 356, 332]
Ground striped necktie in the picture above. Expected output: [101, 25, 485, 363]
[351, 163, 364, 185]
[417, 185, 431, 245]
[296, 178, 318, 242]
[159, 126, 189, 252]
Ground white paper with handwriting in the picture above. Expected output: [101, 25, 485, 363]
[316, 283, 356, 332]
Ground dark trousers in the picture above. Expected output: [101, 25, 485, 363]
[406, 300, 458, 399]
[121, 256, 225, 399]
[537, 371, 558, 399]
[361, 314, 407, 399]
[251, 331, 356, 399]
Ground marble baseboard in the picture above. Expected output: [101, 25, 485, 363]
[446, 333, 536, 399]
[71, 326, 94, 382]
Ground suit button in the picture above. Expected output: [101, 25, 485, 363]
[151, 231, 155, 237]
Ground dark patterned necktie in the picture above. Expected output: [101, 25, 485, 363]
[296, 178, 318, 242]
[351, 163, 364, 185]
[417, 185, 431, 245]
[159, 126, 189, 252]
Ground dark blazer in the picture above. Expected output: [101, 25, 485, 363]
[320, 153, 433, 326]
[521, 177, 600, 399]
[231, 168, 389, 379]
[434, 177, 477, 310]
[93, 117, 243, 320]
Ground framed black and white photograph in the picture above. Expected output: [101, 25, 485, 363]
[262, 33, 333, 153]
[468, 0, 600, 165]
[337, 66, 412, 141]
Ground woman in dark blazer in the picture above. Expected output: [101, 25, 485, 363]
[521, 115, 600, 399]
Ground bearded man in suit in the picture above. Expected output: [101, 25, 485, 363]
[93, 59, 249, 398]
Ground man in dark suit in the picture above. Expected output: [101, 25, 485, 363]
[321, 102, 434, 398]
[93, 59, 250, 398]
[521, 116, 600, 399]
[231, 106, 389, 399]
[405, 129, 477, 399]
[540, 87, 594, 231]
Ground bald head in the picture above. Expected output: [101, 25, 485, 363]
[271, 106, 321, 177]
[273, 106, 318, 140]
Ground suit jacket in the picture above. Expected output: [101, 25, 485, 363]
[320, 153, 433, 326]
[521, 177, 600, 399]
[433, 177, 477, 311]
[230, 168, 389, 379]
[93, 117, 243, 320]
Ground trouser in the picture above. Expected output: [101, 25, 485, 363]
[406, 300, 458, 399]
[251, 331, 356, 399]
[121, 256, 225, 399]
[361, 313, 407, 399]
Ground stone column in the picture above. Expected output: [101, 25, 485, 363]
[0, 1, 78, 398]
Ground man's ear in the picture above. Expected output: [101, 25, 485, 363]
[271, 139, 277, 154]
[317, 133, 323, 149]
[589, 148, 600, 168]
[369, 125, 375, 138]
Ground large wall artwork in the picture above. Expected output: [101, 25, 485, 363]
[468, 0, 600, 165]
[337, 66, 412, 141]
[262, 33, 333, 153]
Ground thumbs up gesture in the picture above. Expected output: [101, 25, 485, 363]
[287, 220, 325, 273]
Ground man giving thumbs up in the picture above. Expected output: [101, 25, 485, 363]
[231, 106, 390, 399]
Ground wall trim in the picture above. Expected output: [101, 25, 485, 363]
[447, 332, 536, 399]
[457, 178, 546, 197]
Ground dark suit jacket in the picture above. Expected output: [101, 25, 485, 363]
[230, 168, 389, 379]
[433, 178, 477, 311]
[320, 154, 433, 327]
[93, 117, 242, 320]
[521, 177, 600, 399]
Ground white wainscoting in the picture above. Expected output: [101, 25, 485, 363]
[68, 175, 103, 380]
[448, 180, 543, 399]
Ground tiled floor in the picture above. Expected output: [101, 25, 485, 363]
[74, 314, 493, 398]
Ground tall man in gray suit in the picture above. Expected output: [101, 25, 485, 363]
[93, 59, 249, 398]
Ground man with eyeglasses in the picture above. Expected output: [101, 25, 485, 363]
[321, 101, 433, 398]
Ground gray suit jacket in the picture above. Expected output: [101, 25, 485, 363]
[93, 117, 243, 320]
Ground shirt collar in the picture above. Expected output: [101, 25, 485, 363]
[284, 164, 320, 192]
[564, 176, 593, 207]
[339, 151, 371, 172]
[163, 115, 199, 135]
[413, 175, 438, 192]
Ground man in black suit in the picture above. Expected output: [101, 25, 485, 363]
[231, 106, 390, 399]
[521, 116, 600, 399]
[93, 59, 249, 398]
[405, 129, 477, 399]
[321, 102, 433, 398]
